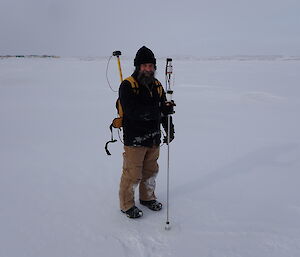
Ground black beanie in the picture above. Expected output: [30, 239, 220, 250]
[134, 46, 156, 67]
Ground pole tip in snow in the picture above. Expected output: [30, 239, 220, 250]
[165, 221, 171, 230]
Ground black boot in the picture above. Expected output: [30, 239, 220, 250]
[121, 206, 143, 218]
[140, 200, 162, 211]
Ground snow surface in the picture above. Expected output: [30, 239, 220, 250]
[1, 57, 300, 257]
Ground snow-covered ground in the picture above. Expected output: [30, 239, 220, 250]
[1, 57, 300, 257]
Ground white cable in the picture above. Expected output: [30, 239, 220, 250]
[106, 55, 118, 93]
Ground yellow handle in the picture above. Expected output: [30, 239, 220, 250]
[117, 56, 123, 82]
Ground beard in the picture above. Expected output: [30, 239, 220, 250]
[137, 70, 156, 86]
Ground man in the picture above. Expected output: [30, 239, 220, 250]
[119, 46, 175, 218]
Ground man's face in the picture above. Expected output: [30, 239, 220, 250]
[137, 63, 155, 86]
[139, 63, 155, 77]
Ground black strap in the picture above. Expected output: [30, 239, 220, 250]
[105, 124, 117, 155]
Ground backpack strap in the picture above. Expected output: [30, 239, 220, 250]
[155, 79, 163, 98]
[125, 76, 139, 94]
[112, 76, 138, 129]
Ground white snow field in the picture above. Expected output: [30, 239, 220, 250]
[1, 56, 300, 257]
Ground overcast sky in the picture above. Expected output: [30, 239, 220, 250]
[1, 0, 299, 57]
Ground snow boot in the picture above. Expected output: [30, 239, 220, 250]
[121, 206, 143, 219]
[140, 200, 162, 211]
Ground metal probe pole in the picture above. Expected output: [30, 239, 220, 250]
[165, 58, 173, 231]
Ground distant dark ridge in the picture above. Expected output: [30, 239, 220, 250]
[2, 55, 300, 61]
[0, 55, 60, 58]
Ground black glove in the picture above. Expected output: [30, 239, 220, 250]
[161, 115, 175, 144]
[163, 123, 175, 144]
[161, 100, 176, 115]
[163, 131, 174, 144]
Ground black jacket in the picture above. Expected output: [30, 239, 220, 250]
[119, 72, 173, 147]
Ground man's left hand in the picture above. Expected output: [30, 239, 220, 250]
[162, 100, 176, 115]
